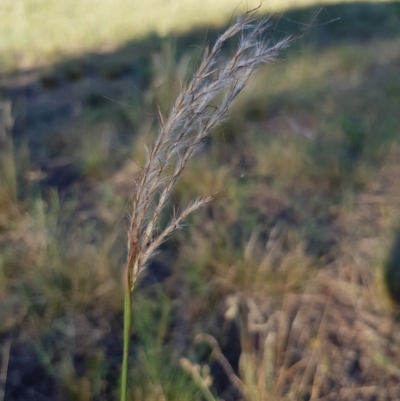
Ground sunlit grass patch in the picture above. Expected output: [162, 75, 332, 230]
[2, 0, 399, 72]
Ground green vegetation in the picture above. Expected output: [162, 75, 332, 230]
[1, 2, 400, 401]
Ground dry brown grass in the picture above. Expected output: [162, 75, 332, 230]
[184, 146, 400, 401]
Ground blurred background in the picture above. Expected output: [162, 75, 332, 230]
[1, 1, 400, 400]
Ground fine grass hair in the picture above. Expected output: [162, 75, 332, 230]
[120, 9, 299, 401]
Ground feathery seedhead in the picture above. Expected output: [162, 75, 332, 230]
[126, 10, 298, 290]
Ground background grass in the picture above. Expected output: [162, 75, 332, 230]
[0, 0, 397, 71]
[1, 1, 400, 400]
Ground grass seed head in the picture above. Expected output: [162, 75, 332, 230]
[126, 10, 298, 289]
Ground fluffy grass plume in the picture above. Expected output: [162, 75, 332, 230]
[121, 9, 298, 401]
[126, 10, 297, 288]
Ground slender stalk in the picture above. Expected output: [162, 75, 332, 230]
[120, 283, 132, 401]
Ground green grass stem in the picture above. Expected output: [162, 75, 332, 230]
[120, 284, 132, 401]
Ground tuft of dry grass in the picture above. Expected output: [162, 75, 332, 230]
[181, 143, 400, 401]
